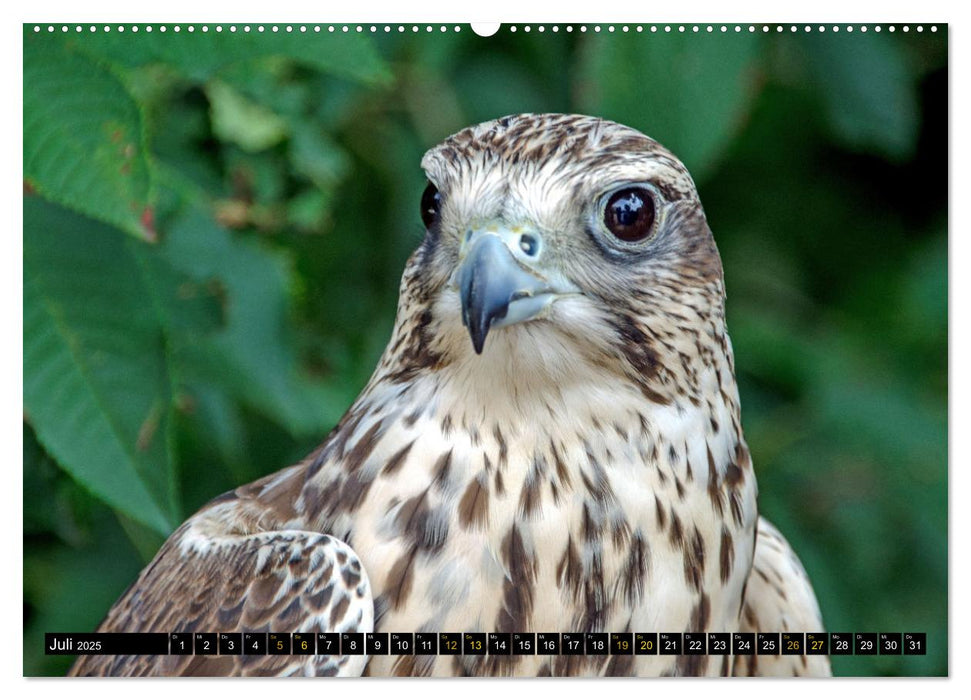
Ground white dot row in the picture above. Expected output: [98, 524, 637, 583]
[31, 24, 940, 35]
[509, 24, 938, 34]
[32, 25, 464, 34]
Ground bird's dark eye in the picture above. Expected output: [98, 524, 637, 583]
[603, 187, 656, 243]
[420, 182, 441, 228]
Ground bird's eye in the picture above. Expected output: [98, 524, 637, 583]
[603, 187, 656, 243]
[420, 182, 441, 228]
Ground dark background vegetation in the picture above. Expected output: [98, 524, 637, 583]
[23, 24, 947, 676]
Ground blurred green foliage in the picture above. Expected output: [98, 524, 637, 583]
[23, 25, 946, 676]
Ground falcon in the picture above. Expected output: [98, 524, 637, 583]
[70, 113, 830, 677]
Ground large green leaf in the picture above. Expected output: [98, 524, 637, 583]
[23, 198, 220, 534]
[161, 208, 348, 436]
[67, 25, 391, 86]
[576, 32, 761, 178]
[24, 33, 155, 240]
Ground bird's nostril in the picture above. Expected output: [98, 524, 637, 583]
[519, 233, 539, 257]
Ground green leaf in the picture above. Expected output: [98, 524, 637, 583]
[69, 26, 391, 86]
[178, 382, 248, 481]
[802, 33, 919, 160]
[576, 32, 762, 178]
[23, 423, 86, 543]
[287, 188, 332, 231]
[23, 198, 219, 534]
[206, 81, 288, 152]
[24, 33, 155, 240]
[289, 122, 350, 190]
[162, 207, 348, 436]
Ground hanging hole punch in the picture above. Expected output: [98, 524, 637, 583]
[471, 23, 501, 37]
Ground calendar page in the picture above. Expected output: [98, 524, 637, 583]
[23, 18, 947, 678]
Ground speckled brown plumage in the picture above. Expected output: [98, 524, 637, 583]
[70, 114, 829, 677]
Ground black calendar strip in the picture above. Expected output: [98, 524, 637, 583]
[45, 631, 927, 656]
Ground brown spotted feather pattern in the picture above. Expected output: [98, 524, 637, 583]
[70, 114, 829, 676]
[70, 504, 372, 676]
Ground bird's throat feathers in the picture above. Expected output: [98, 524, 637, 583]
[371, 248, 735, 427]
[298, 269, 745, 535]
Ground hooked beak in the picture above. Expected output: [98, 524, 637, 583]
[455, 227, 577, 354]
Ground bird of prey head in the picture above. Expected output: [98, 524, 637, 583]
[384, 113, 726, 412]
